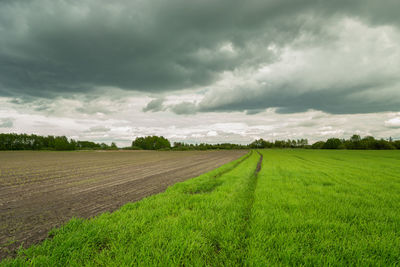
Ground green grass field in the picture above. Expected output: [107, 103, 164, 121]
[2, 150, 400, 266]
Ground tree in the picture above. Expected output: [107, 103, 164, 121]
[345, 134, 362, 149]
[249, 138, 273, 149]
[393, 140, 400, 149]
[110, 142, 118, 150]
[350, 134, 361, 142]
[311, 141, 325, 149]
[54, 136, 71, 151]
[100, 143, 109, 150]
[323, 138, 342, 149]
[132, 136, 171, 150]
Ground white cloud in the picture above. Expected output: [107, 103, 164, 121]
[385, 117, 400, 128]
[2, 95, 400, 146]
[206, 131, 218, 137]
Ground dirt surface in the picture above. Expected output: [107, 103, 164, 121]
[0, 150, 246, 259]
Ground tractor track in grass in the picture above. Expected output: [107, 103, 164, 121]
[247, 151, 263, 219]
[255, 151, 263, 174]
[0, 150, 247, 259]
[239, 151, 263, 264]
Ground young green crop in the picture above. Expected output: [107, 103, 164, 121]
[247, 150, 400, 266]
[2, 150, 400, 266]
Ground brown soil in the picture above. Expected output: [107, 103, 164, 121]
[0, 150, 246, 259]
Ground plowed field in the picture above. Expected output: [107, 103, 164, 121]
[0, 150, 246, 258]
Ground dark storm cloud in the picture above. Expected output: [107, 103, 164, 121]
[320, 0, 400, 27]
[0, 0, 289, 97]
[1, 0, 400, 114]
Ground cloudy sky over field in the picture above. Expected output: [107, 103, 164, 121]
[1, 0, 400, 145]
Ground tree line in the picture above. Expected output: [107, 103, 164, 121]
[171, 142, 247, 150]
[1, 133, 399, 151]
[132, 135, 400, 150]
[310, 135, 400, 150]
[131, 136, 247, 150]
[0, 133, 117, 151]
[248, 138, 309, 149]
[250, 135, 400, 150]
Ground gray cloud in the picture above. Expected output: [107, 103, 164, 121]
[1, 0, 399, 98]
[1, 0, 400, 119]
[198, 84, 400, 115]
[296, 120, 318, 128]
[0, 118, 14, 128]
[0, 0, 282, 97]
[143, 99, 198, 115]
[245, 109, 266, 115]
[86, 126, 111, 133]
[170, 102, 197, 115]
[142, 98, 165, 112]
[181, 18, 400, 115]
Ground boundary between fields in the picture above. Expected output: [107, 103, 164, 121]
[211, 150, 253, 179]
[180, 150, 253, 195]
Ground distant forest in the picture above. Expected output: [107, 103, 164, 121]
[0, 133, 399, 151]
[0, 133, 118, 151]
[249, 135, 400, 150]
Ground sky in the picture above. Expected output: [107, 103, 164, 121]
[1, 0, 400, 146]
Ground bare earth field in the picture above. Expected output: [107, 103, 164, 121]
[0, 150, 246, 258]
